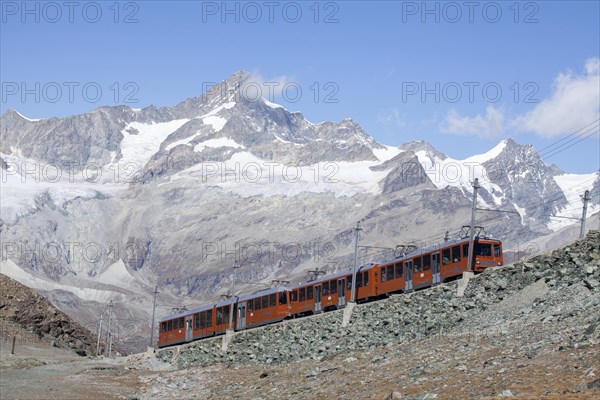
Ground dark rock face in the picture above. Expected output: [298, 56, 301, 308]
[481, 138, 569, 223]
[0, 273, 105, 356]
[157, 230, 600, 367]
[379, 154, 433, 194]
[0, 108, 127, 168]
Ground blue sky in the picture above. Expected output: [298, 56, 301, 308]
[1, 0, 599, 173]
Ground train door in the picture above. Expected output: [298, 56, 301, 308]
[237, 302, 246, 330]
[185, 316, 193, 342]
[432, 252, 441, 284]
[338, 278, 346, 307]
[314, 284, 322, 313]
[405, 260, 413, 291]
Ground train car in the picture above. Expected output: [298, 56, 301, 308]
[288, 281, 317, 316]
[159, 302, 222, 347]
[237, 287, 291, 329]
[347, 264, 377, 303]
[471, 238, 503, 271]
[373, 236, 504, 297]
[158, 308, 195, 348]
[288, 264, 377, 316]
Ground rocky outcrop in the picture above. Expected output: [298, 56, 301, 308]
[0, 273, 104, 356]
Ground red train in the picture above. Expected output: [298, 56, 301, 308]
[158, 236, 503, 347]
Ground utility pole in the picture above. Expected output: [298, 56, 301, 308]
[96, 315, 103, 356]
[228, 260, 239, 331]
[580, 190, 591, 239]
[149, 285, 159, 348]
[350, 221, 362, 302]
[108, 330, 113, 357]
[106, 300, 113, 352]
[466, 178, 480, 272]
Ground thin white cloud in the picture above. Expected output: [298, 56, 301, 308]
[438, 58, 600, 139]
[513, 57, 600, 137]
[247, 72, 294, 101]
[377, 107, 407, 128]
[439, 105, 505, 138]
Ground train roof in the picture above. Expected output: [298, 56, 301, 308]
[237, 286, 289, 301]
[289, 264, 376, 290]
[159, 305, 202, 322]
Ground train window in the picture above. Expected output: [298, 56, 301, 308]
[452, 246, 461, 263]
[475, 243, 492, 256]
[247, 299, 253, 311]
[269, 293, 276, 307]
[255, 297, 262, 310]
[463, 244, 469, 258]
[323, 281, 329, 296]
[363, 271, 369, 286]
[223, 306, 230, 323]
[193, 313, 199, 330]
[291, 290, 298, 302]
[161, 322, 167, 332]
[442, 248, 451, 265]
[206, 310, 212, 327]
[262, 296, 269, 309]
[346, 275, 352, 290]
[279, 291, 288, 304]
[357, 272, 363, 287]
[494, 244, 501, 257]
[330, 280, 337, 294]
[200, 312, 206, 329]
[423, 254, 431, 270]
[387, 265, 394, 280]
[395, 263, 403, 278]
[216, 308, 223, 325]
[381, 267, 387, 282]
[167, 320, 172, 331]
[299, 288, 306, 301]
[307, 286, 313, 300]
[179, 317, 184, 329]
[414, 258, 422, 272]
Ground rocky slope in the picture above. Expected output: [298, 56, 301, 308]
[0, 273, 105, 356]
[143, 230, 600, 399]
